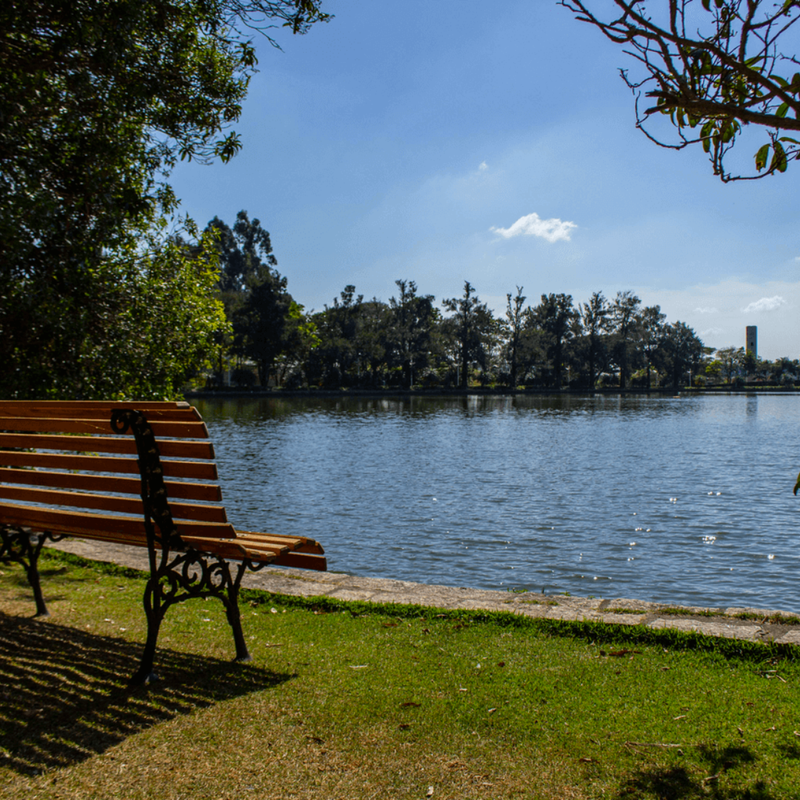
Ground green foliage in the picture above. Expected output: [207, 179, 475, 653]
[206, 211, 309, 387]
[562, 0, 800, 180]
[388, 280, 438, 389]
[0, 0, 327, 398]
[99, 228, 230, 399]
[531, 293, 578, 389]
[441, 282, 499, 389]
[6, 223, 229, 399]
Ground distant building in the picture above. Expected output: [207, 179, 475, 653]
[746, 326, 757, 357]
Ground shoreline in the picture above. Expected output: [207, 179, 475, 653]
[47, 538, 800, 648]
[186, 386, 800, 400]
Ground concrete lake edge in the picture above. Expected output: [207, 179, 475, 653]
[45, 539, 800, 648]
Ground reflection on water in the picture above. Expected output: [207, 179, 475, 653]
[194, 394, 800, 611]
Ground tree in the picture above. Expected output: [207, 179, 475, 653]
[442, 282, 498, 389]
[0, 0, 327, 397]
[639, 305, 667, 387]
[578, 290, 611, 389]
[609, 290, 642, 389]
[714, 345, 744, 382]
[561, 0, 800, 180]
[388, 279, 437, 389]
[532, 293, 579, 389]
[5, 224, 229, 399]
[234, 265, 295, 386]
[502, 287, 529, 388]
[306, 285, 365, 388]
[662, 321, 706, 387]
[2, 0, 329, 266]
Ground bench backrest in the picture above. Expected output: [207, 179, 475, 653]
[0, 401, 238, 547]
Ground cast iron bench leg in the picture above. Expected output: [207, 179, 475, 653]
[0, 526, 51, 617]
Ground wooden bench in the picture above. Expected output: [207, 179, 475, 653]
[0, 400, 326, 685]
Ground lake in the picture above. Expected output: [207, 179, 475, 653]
[194, 393, 800, 612]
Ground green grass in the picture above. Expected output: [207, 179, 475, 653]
[1, 550, 800, 799]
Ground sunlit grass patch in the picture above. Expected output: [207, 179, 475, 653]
[1, 550, 799, 799]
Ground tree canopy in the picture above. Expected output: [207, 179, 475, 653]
[0, 0, 327, 398]
[561, 0, 800, 180]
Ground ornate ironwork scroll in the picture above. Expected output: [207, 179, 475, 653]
[0, 525, 63, 617]
[110, 409, 252, 686]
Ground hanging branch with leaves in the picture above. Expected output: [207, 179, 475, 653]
[560, 0, 800, 180]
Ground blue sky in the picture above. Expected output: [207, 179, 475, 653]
[169, 0, 800, 360]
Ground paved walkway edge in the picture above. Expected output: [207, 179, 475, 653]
[47, 540, 800, 647]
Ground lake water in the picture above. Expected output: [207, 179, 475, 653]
[194, 394, 800, 612]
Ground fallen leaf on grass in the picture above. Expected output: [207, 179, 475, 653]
[401, 702, 421, 708]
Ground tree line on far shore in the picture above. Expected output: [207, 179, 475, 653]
[206, 211, 748, 393]
[3, 205, 793, 401]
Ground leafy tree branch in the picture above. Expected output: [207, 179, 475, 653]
[560, 0, 800, 180]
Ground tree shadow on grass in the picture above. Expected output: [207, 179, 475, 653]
[0, 612, 293, 776]
[614, 744, 774, 800]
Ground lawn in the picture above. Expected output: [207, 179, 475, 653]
[1, 550, 798, 799]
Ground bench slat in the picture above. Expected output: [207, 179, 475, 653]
[236, 530, 325, 555]
[0, 503, 237, 540]
[0, 416, 210, 439]
[271, 551, 328, 570]
[0, 486, 228, 523]
[179, 535, 315, 564]
[0, 401, 196, 419]
[0, 433, 215, 460]
[0, 467, 223, 501]
[0, 452, 218, 480]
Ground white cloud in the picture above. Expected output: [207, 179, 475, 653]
[695, 307, 718, 314]
[478, 161, 488, 171]
[742, 296, 787, 313]
[632, 279, 800, 359]
[491, 212, 577, 243]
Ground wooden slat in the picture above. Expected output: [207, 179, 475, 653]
[272, 551, 328, 571]
[180, 537, 255, 562]
[0, 504, 237, 540]
[0, 467, 222, 501]
[0, 401, 194, 419]
[0, 486, 227, 523]
[0, 401, 187, 408]
[0, 433, 214, 459]
[189, 536, 327, 570]
[237, 531, 325, 555]
[0, 468, 144, 495]
[0, 452, 218, 480]
[0, 416, 209, 439]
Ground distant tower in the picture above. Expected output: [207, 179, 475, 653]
[745, 326, 757, 357]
